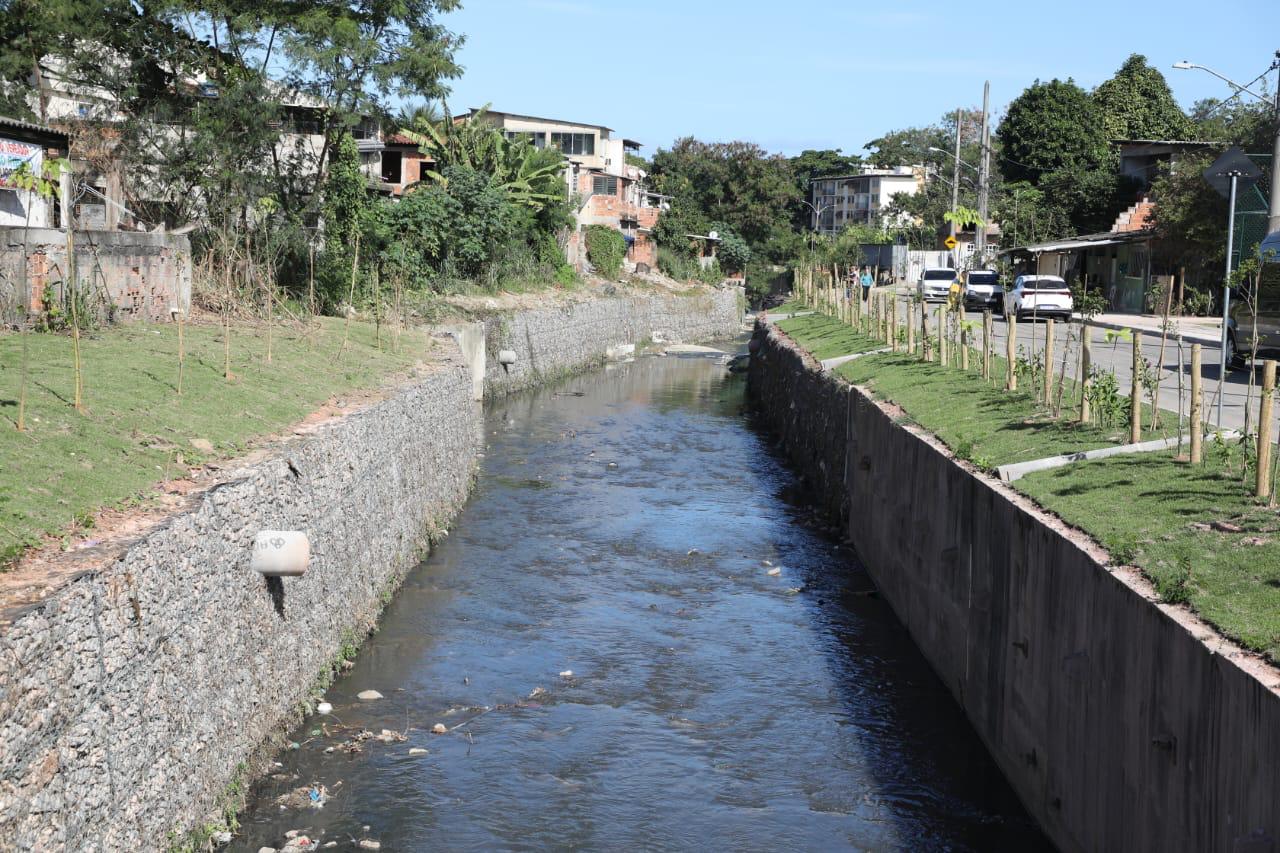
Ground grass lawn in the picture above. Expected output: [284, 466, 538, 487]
[776, 314, 885, 361]
[779, 312, 1173, 468]
[776, 310, 1280, 663]
[1018, 451, 1280, 662]
[0, 317, 437, 563]
[770, 300, 812, 315]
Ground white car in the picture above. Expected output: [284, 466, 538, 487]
[1004, 275, 1073, 321]
[962, 269, 1002, 312]
[917, 268, 957, 302]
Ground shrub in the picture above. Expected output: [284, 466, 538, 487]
[585, 225, 626, 279]
[717, 231, 752, 274]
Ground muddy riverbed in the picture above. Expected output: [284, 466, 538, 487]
[232, 350, 1049, 851]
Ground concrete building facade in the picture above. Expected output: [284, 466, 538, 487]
[809, 166, 924, 235]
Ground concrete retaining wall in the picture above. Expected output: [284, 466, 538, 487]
[483, 287, 743, 396]
[0, 227, 191, 325]
[748, 322, 1280, 853]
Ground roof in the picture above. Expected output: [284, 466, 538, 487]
[809, 168, 918, 184]
[0, 115, 69, 146]
[467, 107, 612, 133]
[1113, 139, 1219, 147]
[1008, 229, 1155, 254]
[622, 138, 642, 149]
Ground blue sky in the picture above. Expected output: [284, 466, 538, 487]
[437, 0, 1278, 157]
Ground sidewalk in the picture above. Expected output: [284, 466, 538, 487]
[1082, 312, 1221, 346]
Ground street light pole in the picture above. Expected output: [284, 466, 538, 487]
[1220, 171, 1240, 427]
[1173, 54, 1280, 232]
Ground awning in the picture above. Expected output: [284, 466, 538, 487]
[1023, 237, 1122, 253]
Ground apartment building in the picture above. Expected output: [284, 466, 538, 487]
[464, 109, 665, 269]
[809, 166, 923, 235]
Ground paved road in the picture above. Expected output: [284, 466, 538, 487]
[876, 292, 1277, 440]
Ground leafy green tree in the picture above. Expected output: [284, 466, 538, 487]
[1149, 152, 1229, 283]
[1093, 54, 1192, 142]
[716, 230, 752, 274]
[998, 79, 1111, 185]
[649, 138, 800, 262]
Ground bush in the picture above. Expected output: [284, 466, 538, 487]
[717, 231, 752, 274]
[658, 246, 697, 281]
[585, 225, 626, 279]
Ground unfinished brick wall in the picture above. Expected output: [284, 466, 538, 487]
[0, 227, 191, 325]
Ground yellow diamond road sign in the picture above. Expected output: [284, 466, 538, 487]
[944, 235, 958, 250]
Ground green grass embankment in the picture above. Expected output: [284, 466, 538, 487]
[1, 318, 436, 564]
[776, 310, 1280, 664]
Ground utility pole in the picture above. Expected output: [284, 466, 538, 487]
[977, 82, 991, 260]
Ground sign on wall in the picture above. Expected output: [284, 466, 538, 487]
[0, 137, 41, 186]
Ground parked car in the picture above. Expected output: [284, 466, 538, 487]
[1226, 229, 1280, 370]
[1004, 275, 1073, 320]
[917, 268, 957, 302]
[962, 269, 1002, 312]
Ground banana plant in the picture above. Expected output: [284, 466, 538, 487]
[399, 104, 566, 210]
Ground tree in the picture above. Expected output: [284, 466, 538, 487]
[998, 79, 1111, 185]
[649, 138, 800, 261]
[1093, 54, 1192, 142]
[1149, 152, 1229, 283]
[863, 125, 948, 168]
[997, 79, 1137, 235]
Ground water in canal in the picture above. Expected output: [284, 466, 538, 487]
[234, 349, 1049, 851]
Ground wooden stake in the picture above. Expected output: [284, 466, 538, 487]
[921, 300, 930, 361]
[1006, 312, 1017, 391]
[1080, 324, 1093, 423]
[1043, 318, 1055, 406]
[959, 305, 968, 371]
[938, 305, 948, 367]
[338, 235, 360, 361]
[1130, 332, 1143, 444]
[176, 308, 185, 396]
[66, 227, 83, 411]
[982, 310, 992, 380]
[907, 299, 916, 353]
[1190, 343, 1202, 464]
[1258, 360, 1275, 499]
[889, 295, 898, 351]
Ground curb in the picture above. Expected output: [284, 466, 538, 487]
[1083, 316, 1220, 347]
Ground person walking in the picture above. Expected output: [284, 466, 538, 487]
[860, 267, 874, 302]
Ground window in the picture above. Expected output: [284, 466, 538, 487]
[381, 151, 402, 184]
[592, 175, 618, 196]
[504, 130, 546, 148]
[550, 132, 595, 156]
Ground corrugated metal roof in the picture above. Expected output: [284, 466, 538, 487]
[0, 115, 69, 142]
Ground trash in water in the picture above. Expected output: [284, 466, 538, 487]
[357, 690, 383, 701]
[686, 548, 700, 556]
[767, 567, 782, 577]
[276, 784, 329, 810]
[376, 729, 407, 743]
[432, 723, 448, 734]
[316, 702, 333, 715]
[408, 748, 428, 755]
[559, 670, 573, 678]
[762, 559, 773, 567]
[287, 742, 300, 751]
[528, 687, 547, 699]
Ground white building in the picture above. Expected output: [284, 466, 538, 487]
[0, 117, 71, 229]
[809, 166, 923, 235]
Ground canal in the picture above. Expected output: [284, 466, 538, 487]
[233, 348, 1049, 851]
